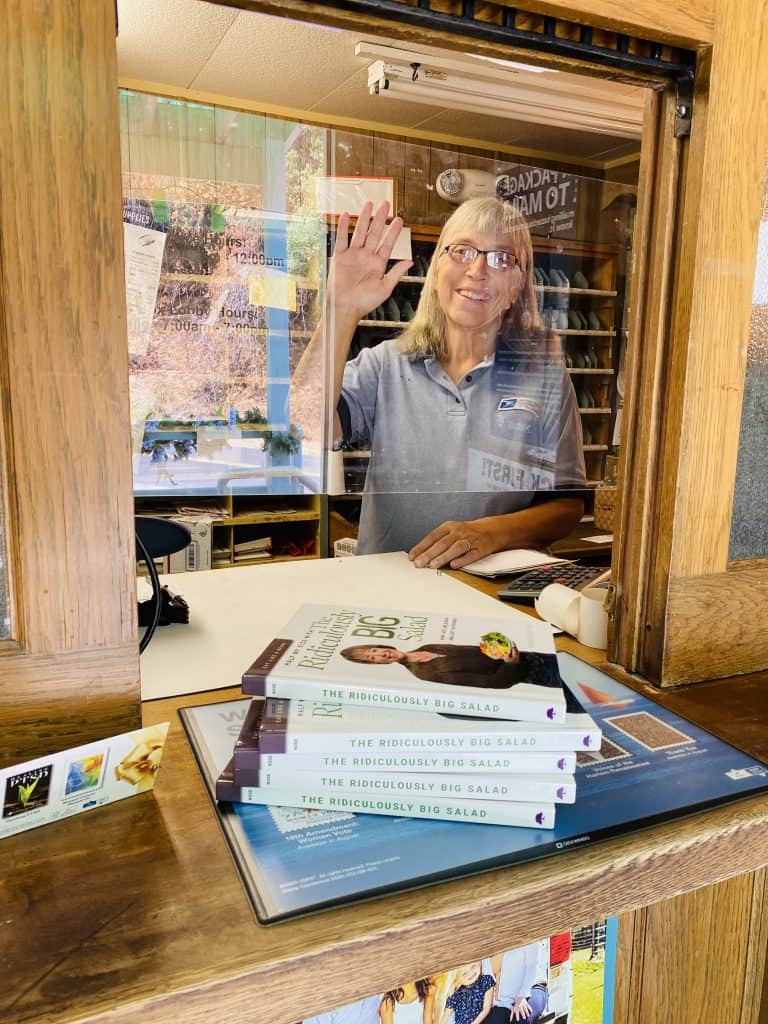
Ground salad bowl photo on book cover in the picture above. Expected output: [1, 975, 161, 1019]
[241, 603, 567, 723]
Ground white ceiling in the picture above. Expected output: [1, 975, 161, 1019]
[116, 0, 643, 165]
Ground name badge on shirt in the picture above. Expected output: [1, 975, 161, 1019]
[497, 397, 541, 415]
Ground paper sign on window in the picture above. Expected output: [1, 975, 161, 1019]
[248, 272, 297, 312]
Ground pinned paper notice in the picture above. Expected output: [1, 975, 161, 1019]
[248, 272, 297, 312]
[390, 225, 412, 262]
[314, 175, 394, 215]
[123, 221, 167, 355]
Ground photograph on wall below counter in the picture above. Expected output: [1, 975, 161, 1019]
[299, 919, 618, 1024]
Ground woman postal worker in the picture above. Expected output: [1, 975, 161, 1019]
[294, 197, 586, 569]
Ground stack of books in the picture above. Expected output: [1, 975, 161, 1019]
[214, 604, 602, 828]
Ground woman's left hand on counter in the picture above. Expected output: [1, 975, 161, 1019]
[408, 519, 494, 570]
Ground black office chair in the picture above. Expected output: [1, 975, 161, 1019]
[135, 516, 192, 653]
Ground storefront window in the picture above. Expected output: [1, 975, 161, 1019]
[729, 157, 768, 561]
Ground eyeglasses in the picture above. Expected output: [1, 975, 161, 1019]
[441, 244, 520, 271]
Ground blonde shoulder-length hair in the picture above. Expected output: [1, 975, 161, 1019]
[398, 196, 539, 360]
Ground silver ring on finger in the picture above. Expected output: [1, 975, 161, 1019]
[461, 539, 472, 555]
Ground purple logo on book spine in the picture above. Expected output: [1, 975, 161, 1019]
[546, 707, 555, 720]
[583, 735, 592, 747]
[535, 811, 545, 825]
[557, 758, 566, 771]
[557, 787, 565, 800]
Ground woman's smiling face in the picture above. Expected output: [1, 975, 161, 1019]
[433, 230, 524, 338]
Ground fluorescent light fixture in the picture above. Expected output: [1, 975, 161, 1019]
[471, 54, 555, 73]
[355, 42, 643, 140]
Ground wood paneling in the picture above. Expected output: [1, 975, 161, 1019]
[640, 871, 768, 1023]
[613, 910, 647, 1024]
[0, 0, 140, 764]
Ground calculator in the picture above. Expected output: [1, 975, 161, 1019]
[497, 563, 608, 604]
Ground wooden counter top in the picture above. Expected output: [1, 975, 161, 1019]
[5, 564, 768, 1024]
[4, 668, 768, 1024]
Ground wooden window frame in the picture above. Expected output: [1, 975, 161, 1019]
[0, 0, 140, 765]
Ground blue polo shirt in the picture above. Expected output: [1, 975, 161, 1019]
[339, 338, 586, 555]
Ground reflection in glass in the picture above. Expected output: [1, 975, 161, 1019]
[120, 92, 328, 499]
[119, 91, 637, 563]
[729, 160, 768, 560]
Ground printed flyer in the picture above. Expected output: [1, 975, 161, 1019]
[0, 723, 169, 840]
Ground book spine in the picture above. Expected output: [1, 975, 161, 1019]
[256, 698, 291, 754]
[235, 749, 577, 778]
[258, 769, 576, 804]
[232, 698, 269, 768]
[279, 726, 601, 754]
[257, 677, 565, 724]
[242, 640, 293, 696]
[216, 783, 556, 828]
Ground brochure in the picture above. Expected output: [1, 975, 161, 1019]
[180, 654, 768, 923]
[0, 722, 170, 840]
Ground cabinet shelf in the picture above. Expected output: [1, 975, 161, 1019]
[558, 329, 615, 337]
[217, 552, 320, 569]
[568, 368, 615, 374]
[579, 407, 612, 414]
[219, 510, 320, 526]
[583, 444, 610, 452]
[536, 286, 617, 297]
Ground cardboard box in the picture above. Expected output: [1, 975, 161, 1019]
[169, 517, 213, 572]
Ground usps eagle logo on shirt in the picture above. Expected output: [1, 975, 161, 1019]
[497, 397, 541, 415]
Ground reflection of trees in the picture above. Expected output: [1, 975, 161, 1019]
[125, 140, 327, 439]
[155, 280, 212, 319]
[286, 126, 327, 279]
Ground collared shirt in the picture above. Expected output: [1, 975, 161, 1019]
[494, 943, 544, 1008]
[339, 338, 586, 555]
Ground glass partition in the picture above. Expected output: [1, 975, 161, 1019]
[120, 91, 637, 564]
[729, 157, 768, 561]
[121, 91, 328, 502]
